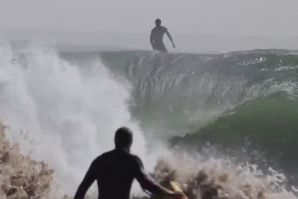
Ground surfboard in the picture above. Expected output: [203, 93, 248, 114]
[170, 181, 188, 199]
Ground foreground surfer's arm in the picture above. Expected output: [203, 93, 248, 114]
[165, 28, 176, 48]
[74, 160, 97, 199]
[134, 156, 179, 198]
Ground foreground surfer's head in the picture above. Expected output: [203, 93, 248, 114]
[114, 127, 133, 150]
[155, 18, 161, 26]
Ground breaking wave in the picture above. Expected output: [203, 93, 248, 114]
[1, 41, 298, 198]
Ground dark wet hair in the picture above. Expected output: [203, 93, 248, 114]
[114, 127, 133, 149]
[155, 18, 161, 26]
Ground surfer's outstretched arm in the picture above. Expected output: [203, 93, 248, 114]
[74, 160, 97, 199]
[165, 28, 175, 48]
[134, 156, 175, 197]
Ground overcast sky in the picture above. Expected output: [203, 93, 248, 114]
[1, 1, 298, 51]
[1, 0, 298, 36]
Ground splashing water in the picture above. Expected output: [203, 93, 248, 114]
[0, 40, 154, 195]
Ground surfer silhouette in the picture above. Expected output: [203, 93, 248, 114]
[74, 127, 185, 199]
[150, 19, 176, 53]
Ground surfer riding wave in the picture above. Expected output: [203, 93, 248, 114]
[150, 19, 176, 53]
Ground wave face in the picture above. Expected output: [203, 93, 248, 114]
[98, 50, 298, 173]
[2, 41, 298, 198]
[170, 91, 298, 174]
[98, 50, 297, 135]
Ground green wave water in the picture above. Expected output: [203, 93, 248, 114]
[170, 91, 298, 174]
[61, 49, 298, 174]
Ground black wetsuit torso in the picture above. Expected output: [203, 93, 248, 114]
[95, 149, 144, 199]
[150, 26, 168, 52]
[74, 148, 162, 199]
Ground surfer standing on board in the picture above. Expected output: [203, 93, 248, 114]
[74, 127, 185, 199]
[150, 19, 176, 53]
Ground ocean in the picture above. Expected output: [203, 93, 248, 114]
[0, 40, 297, 199]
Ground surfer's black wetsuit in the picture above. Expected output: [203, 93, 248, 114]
[150, 26, 169, 52]
[150, 19, 175, 53]
[74, 148, 167, 199]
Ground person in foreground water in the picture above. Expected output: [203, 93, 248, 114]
[150, 18, 176, 53]
[74, 127, 185, 199]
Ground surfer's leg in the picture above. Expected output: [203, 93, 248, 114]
[157, 47, 167, 53]
[159, 43, 168, 53]
[155, 43, 168, 53]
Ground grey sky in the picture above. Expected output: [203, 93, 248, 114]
[1, 0, 298, 36]
[1, 1, 298, 51]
